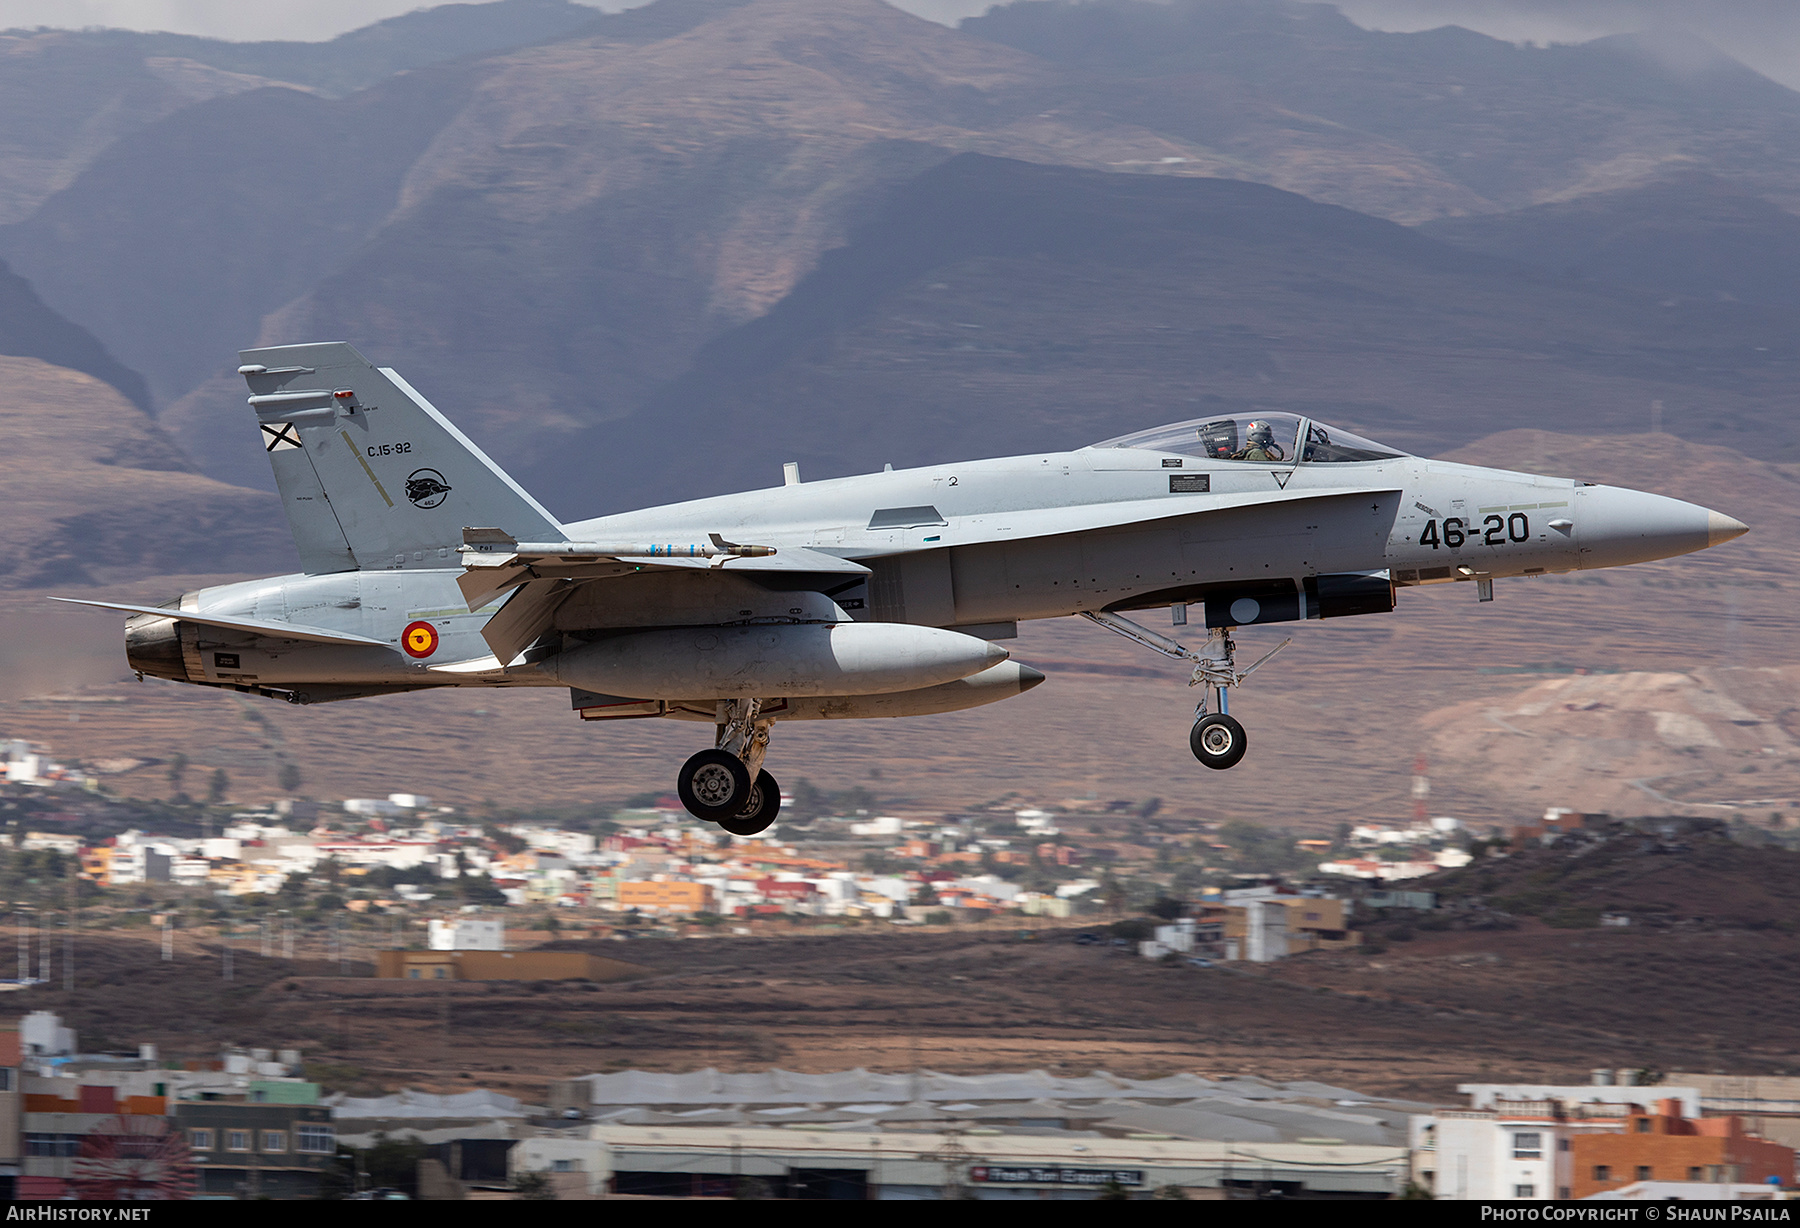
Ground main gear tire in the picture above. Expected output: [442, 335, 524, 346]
[1190, 713, 1248, 770]
[678, 749, 753, 821]
[718, 770, 781, 837]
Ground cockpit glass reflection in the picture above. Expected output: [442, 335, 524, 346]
[1095, 414, 1405, 464]
[1300, 423, 1405, 464]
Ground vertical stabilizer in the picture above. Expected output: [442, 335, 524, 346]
[241, 342, 564, 572]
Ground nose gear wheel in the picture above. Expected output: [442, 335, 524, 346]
[1081, 610, 1288, 771]
[1190, 713, 1247, 769]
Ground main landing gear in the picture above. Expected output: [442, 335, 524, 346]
[1081, 611, 1290, 771]
[676, 698, 782, 835]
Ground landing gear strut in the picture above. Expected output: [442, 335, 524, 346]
[1081, 611, 1290, 771]
[676, 698, 782, 833]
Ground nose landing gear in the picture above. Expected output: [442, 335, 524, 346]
[1081, 611, 1289, 771]
[676, 697, 782, 834]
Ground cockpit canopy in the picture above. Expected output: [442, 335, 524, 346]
[1094, 413, 1407, 464]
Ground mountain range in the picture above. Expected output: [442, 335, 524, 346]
[0, 0, 1796, 567]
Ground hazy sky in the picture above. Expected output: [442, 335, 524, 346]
[1, 0, 1796, 90]
[905, 2, 1800, 92]
[0, 1, 625, 41]
[1335, 1, 1800, 89]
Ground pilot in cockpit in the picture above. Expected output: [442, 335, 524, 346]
[1233, 420, 1284, 463]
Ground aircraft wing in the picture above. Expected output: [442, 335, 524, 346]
[48, 598, 389, 647]
[455, 529, 869, 662]
[454, 488, 1390, 663]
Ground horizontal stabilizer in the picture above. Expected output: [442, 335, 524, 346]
[49, 598, 389, 647]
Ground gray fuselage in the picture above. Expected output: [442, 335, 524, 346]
[133, 434, 1738, 707]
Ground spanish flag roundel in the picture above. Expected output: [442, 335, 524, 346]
[402, 620, 439, 659]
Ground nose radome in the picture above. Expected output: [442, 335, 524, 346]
[1578, 486, 1729, 570]
[1708, 511, 1749, 546]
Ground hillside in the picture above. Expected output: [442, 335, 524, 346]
[549, 154, 1800, 514]
[0, 357, 290, 587]
[0, 0, 1797, 507]
[1419, 174, 1800, 311]
[1416, 818, 1800, 931]
[964, 0, 1800, 212]
[0, 259, 146, 410]
[0, 1, 607, 226]
[0, 69, 490, 417]
[37, 0, 605, 99]
[0, 35, 291, 227]
[8, 0, 1226, 489]
[11, 921, 1800, 1105]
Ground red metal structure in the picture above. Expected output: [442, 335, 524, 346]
[68, 1115, 194, 1200]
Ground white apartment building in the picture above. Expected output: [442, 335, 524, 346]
[428, 918, 506, 951]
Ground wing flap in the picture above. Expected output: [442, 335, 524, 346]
[479, 577, 574, 664]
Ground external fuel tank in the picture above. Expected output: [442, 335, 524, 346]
[551, 621, 1007, 699]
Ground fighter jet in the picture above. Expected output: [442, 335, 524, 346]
[59, 343, 1747, 833]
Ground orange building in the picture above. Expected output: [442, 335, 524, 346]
[616, 880, 716, 915]
[1199, 896, 1356, 956]
[729, 850, 843, 872]
[77, 846, 113, 886]
[1571, 1099, 1794, 1198]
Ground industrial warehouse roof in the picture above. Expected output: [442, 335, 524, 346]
[593, 1124, 1408, 1190]
[571, 1069, 1430, 1147]
[576, 1068, 1382, 1105]
[326, 1088, 533, 1120]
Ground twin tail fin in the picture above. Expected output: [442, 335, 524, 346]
[241, 342, 564, 573]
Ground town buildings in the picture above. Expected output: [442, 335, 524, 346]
[1413, 1082, 1796, 1201]
[1571, 1099, 1794, 1199]
[11, 1012, 335, 1199]
[0, 1001, 1790, 1200]
[177, 1098, 335, 1198]
[1666, 1073, 1800, 1150]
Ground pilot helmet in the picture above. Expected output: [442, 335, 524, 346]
[1245, 420, 1275, 448]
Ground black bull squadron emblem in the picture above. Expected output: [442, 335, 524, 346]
[405, 469, 452, 508]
